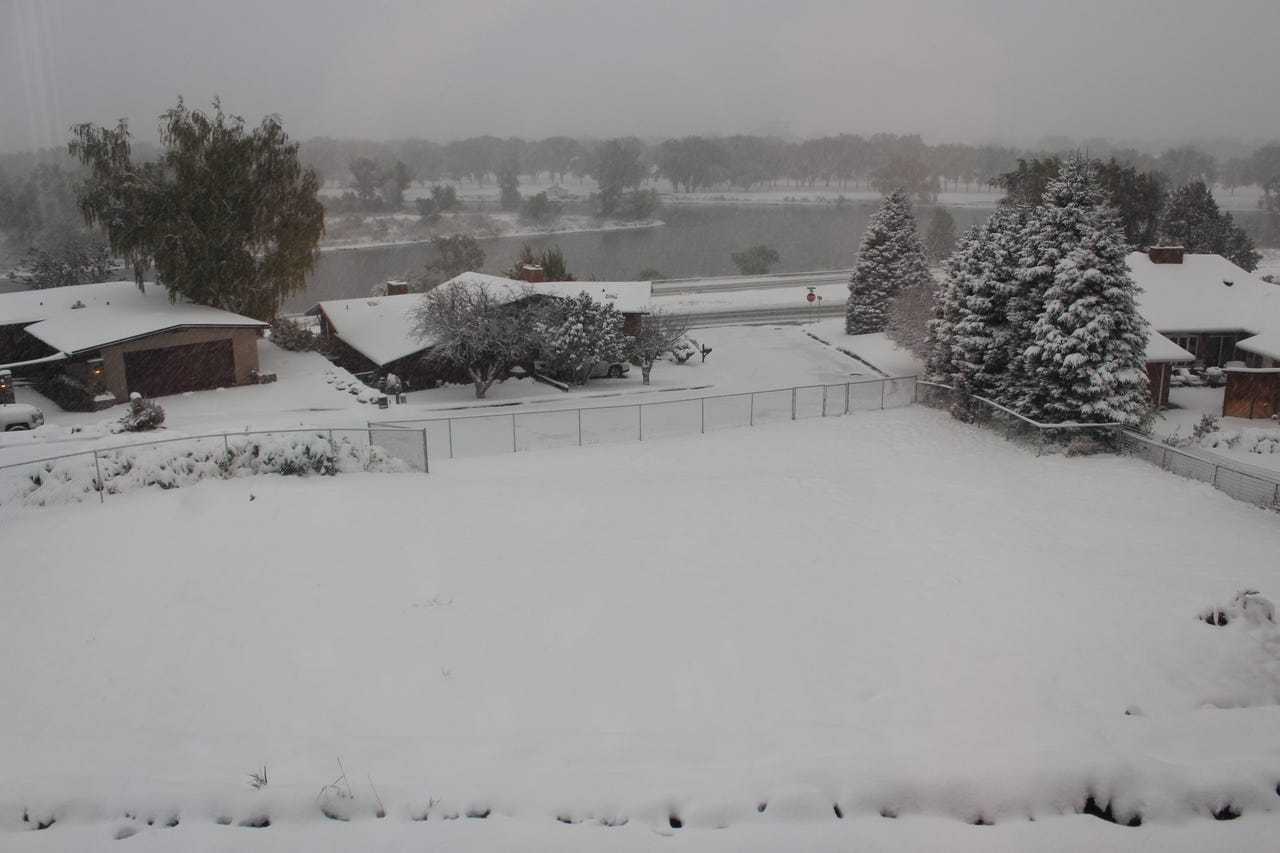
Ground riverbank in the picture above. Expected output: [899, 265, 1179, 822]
[320, 211, 663, 253]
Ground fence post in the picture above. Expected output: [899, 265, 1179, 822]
[93, 451, 104, 504]
[638, 405, 643, 440]
[578, 408, 582, 446]
[328, 428, 334, 446]
[749, 393, 755, 427]
[224, 433, 230, 455]
[512, 414, 517, 452]
[845, 383, 850, 415]
[880, 380, 886, 410]
[422, 430, 429, 474]
[447, 418, 454, 458]
[1212, 465, 1220, 487]
[822, 385, 828, 416]
[791, 387, 797, 420]
[701, 397, 705, 433]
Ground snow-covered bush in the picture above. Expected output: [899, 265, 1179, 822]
[118, 395, 166, 432]
[1199, 426, 1280, 455]
[1199, 590, 1275, 627]
[10, 433, 411, 509]
[269, 315, 323, 351]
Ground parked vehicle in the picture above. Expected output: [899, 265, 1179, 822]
[534, 359, 630, 380]
[0, 403, 45, 431]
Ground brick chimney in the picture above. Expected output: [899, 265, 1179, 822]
[520, 264, 546, 283]
[1148, 246, 1184, 264]
[385, 280, 410, 296]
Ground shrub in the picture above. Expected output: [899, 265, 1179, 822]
[270, 315, 322, 351]
[119, 395, 165, 431]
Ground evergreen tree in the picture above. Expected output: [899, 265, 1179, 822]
[535, 292, 628, 384]
[1009, 158, 1150, 426]
[1158, 180, 1260, 270]
[927, 206, 1027, 400]
[924, 207, 956, 262]
[846, 190, 931, 334]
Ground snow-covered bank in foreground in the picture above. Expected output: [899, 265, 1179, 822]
[4, 408, 1280, 850]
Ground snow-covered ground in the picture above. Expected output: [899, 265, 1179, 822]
[1155, 387, 1280, 474]
[4, 407, 1280, 851]
[0, 326, 876, 466]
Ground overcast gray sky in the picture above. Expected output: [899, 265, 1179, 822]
[4, 0, 1278, 153]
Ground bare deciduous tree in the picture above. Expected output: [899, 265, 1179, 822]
[629, 309, 691, 385]
[410, 281, 534, 399]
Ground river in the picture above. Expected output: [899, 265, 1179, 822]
[288, 201, 1275, 311]
[286, 202, 996, 310]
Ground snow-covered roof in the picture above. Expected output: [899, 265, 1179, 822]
[0, 280, 151, 326]
[1127, 252, 1280, 335]
[315, 275, 652, 368]
[316, 294, 427, 367]
[1236, 331, 1280, 362]
[1144, 332, 1195, 363]
[441, 272, 653, 315]
[0, 280, 266, 357]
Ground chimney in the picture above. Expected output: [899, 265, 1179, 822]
[1148, 246, 1184, 265]
[520, 264, 546, 283]
[385, 280, 410, 296]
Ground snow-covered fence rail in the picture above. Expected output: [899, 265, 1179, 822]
[370, 376, 917, 460]
[1119, 431, 1280, 509]
[914, 381, 1124, 455]
[0, 427, 426, 518]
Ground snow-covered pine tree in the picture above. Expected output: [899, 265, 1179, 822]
[927, 205, 1027, 399]
[846, 189, 932, 334]
[1008, 158, 1151, 426]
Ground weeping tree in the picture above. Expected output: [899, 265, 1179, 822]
[69, 97, 325, 320]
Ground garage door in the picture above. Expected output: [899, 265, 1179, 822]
[123, 339, 236, 398]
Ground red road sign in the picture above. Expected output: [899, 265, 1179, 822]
[806, 292, 816, 303]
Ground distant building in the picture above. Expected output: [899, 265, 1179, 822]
[1127, 248, 1280, 417]
[0, 281, 266, 409]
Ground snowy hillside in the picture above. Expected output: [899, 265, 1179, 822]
[4, 407, 1280, 851]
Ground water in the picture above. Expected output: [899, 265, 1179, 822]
[288, 202, 996, 310]
[291, 202, 1275, 311]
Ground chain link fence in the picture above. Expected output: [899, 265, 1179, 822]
[916, 380, 1279, 510]
[369, 376, 917, 460]
[915, 381, 1124, 455]
[0, 426, 428, 521]
[1119, 431, 1280, 509]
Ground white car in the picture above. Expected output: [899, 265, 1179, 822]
[1, 403, 45, 431]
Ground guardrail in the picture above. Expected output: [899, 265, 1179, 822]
[370, 376, 917, 460]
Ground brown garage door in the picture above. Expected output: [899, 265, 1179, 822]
[123, 339, 236, 398]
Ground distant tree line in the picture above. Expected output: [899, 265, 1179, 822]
[296, 135, 1280, 207]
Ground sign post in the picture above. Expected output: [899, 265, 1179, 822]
[806, 287, 817, 324]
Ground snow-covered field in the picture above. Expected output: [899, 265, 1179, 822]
[4, 406, 1280, 851]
